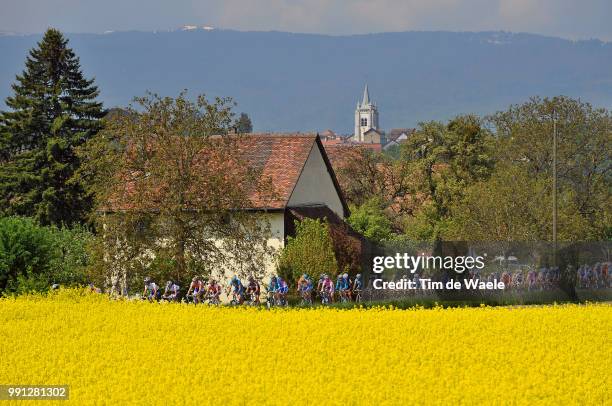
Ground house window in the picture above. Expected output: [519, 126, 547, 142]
[360, 117, 368, 127]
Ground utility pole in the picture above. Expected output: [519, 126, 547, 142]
[552, 109, 557, 268]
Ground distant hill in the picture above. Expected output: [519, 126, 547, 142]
[1, 29, 611, 133]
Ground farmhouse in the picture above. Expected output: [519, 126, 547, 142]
[103, 132, 367, 294]
[240, 132, 349, 257]
[206, 132, 369, 283]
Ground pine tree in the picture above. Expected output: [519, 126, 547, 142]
[234, 112, 253, 133]
[0, 28, 105, 226]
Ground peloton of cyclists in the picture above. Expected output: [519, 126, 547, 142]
[142, 272, 366, 306]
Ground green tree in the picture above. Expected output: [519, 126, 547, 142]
[234, 112, 253, 133]
[449, 164, 593, 242]
[278, 218, 338, 285]
[348, 197, 394, 243]
[489, 96, 611, 241]
[0, 28, 105, 226]
[399, 115, 495, 241]
[78, 92, 275, 292]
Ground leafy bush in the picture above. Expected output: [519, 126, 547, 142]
[347, 197, 394, 243]
[278, 218, 338, 285]
[0, 217, 92, 295]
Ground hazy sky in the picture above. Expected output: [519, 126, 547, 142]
[1, 0, 611, 41]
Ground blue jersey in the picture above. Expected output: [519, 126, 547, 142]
[230, 279, 244, 294]
[337, 278, 349, 290]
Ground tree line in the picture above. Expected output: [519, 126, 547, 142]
[343, 103, 610, 245]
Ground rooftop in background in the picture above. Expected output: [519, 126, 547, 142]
[106, 133, 349, 214]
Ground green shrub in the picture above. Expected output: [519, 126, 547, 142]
[0, 217, 92, 294]
[347, 197, 394, 243]
[278, 218, 338, 285]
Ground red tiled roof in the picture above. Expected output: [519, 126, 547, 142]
[106, 133, 348, 213]
[238, 133, 317, 209]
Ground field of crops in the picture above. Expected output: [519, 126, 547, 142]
[0, 290, 609, 405]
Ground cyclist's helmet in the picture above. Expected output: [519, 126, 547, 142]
[343, 273, 349, 278]
[144, 277, 151, 284]
[192, 276, 199, 282]
[356, 274, 362, 278]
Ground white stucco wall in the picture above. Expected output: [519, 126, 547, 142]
[213, 211, 284, 278]
[287, 144, 345, 218]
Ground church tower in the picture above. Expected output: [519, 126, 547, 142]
[354, 84, 379, 142]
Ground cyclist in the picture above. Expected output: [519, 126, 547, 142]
[602, 262, 609, 288]
[501, 271, 511, 290]
[162, 280, 180, 301]
[512, 271, 524, 290]
[316, 274, 325, 292]
[352, 273, 363, 301]
[246, 276, 261, 304]
[186, 276, 204, 304]
[297, 273, 313, 304]
[268, 275, 278, 300]
[320, 275, 334, 304]
[206, 279, 222, 304]
[143, 277, 159, 301]
[527, 268, 537, 291]
[228, 276, 245, 304]
[338, 273, 351, 301]
[277, 276, 289, 306]
[335, 274, 344, 302]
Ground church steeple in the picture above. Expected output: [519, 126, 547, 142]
[362, 84, 370, 106]
[354, 84, 379, 143]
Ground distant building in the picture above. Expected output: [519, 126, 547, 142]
[320, 86, 411, 152]
[319, 129, 342, 144]
[353, 84, 381, 143]
[383, 128, 414, 150]
[362, 128, 384, 144]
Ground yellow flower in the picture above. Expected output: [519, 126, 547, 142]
[0, 289, 609, 405]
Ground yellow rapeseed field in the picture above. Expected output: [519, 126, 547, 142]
[0, 290, 610, 405]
